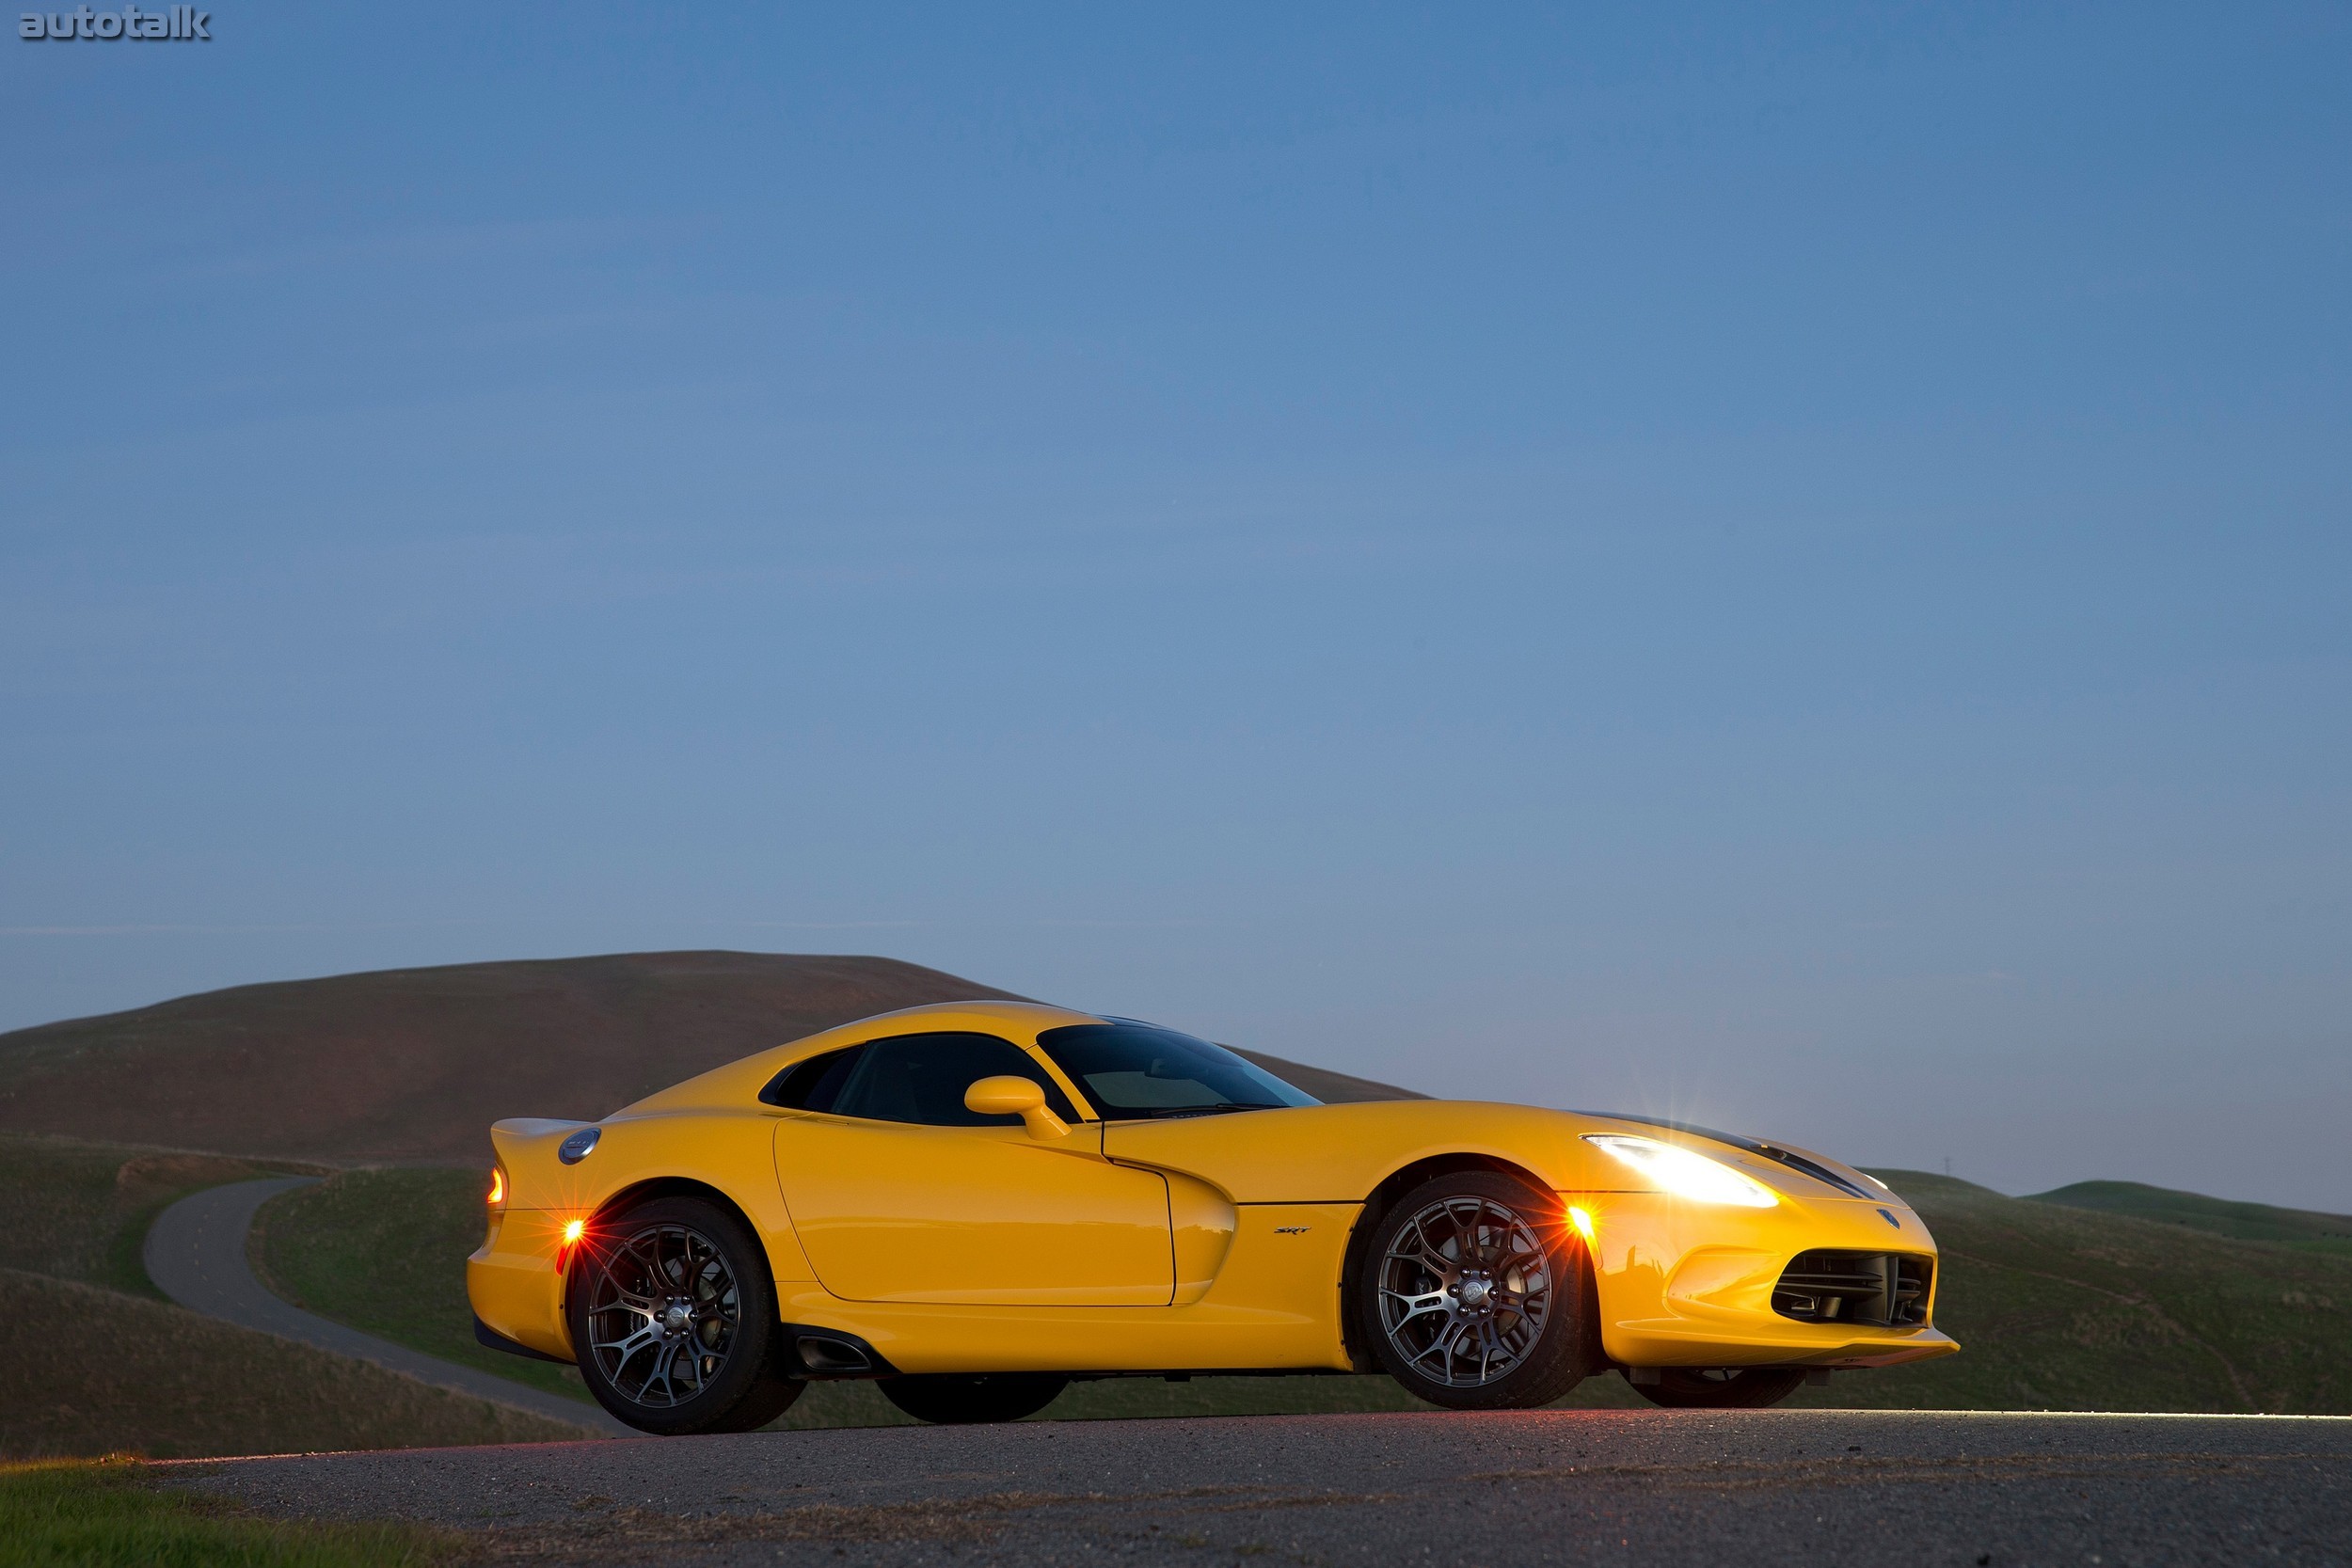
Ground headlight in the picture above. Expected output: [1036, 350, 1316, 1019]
[1584, 1133, 1779, 1208]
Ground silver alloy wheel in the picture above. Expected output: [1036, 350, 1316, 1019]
[581, 1222, 742, 1408]
[1376, 1193, 1553, 1388]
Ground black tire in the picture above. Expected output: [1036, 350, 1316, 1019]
[565, 1196, 803, 1435]
[878, 1373, 1070, 1425]
[1360, 1171, 1591, 1411]
[1629, 1367, 1807, 1409]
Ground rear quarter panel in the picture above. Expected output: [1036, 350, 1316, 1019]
[469, 1108, 817, 1360]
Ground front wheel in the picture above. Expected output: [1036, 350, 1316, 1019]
[878, 1373, 1070, 1425]
[1360, 1171, 1592, 1410]
[565, 1196, 803, 1435]
[1628, 1367, 1807, 1409]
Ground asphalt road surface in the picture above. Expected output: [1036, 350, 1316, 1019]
[145, 1176, 627, 1435]
[178, 1406, 2351, 1566]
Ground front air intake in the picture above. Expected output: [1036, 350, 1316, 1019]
[1772, 1251, 1931, 1327]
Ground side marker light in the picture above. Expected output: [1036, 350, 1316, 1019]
[562, 1218, 584, 1247]
[1568, 1205, 1597, 1245]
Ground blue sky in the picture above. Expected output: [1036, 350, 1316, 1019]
[5, 3, 2348, 1206]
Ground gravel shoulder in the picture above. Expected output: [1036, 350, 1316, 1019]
[174, 1406, 2352, 1566]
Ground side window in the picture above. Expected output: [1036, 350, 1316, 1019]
[759, 1045, 866, 1112]
[827, 1033, 1080, 1128]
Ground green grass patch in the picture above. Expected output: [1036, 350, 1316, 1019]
[0, 1134, 320, 1299]
[1775, 1171, 2352, 1414]
[0, 1459, 448, 1568]
[0, 1270, 589, 1459]
[253, 1169, 594, 1405]
[0, 1137, 594, 1459]
[2028, 1179, 2352, 1254]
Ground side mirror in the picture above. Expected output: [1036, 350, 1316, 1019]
[964, 1075, 1071, 1142]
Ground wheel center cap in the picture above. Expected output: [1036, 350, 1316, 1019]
[1455, 1277, 1491, 1308]
[662, 1303, 692, 1333]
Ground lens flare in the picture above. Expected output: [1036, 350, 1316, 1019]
[1583, 1134, 1778, 1208]
[562, 1218, 584, 1246]
[1568, 1204, 1596, 1244]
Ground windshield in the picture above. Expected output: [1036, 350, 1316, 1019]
[1036, 1022, 1321, 1119]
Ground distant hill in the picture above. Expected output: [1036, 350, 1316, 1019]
[2028, 1180, 2352, 1254]
[1229, 1049, 1427, 1106]
[0, 952, 1034, 1163]
[1805, 1171, 2352, 1414]
[0, 952, 1420, 1164]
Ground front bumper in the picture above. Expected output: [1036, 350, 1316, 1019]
[1574, 1189, 1962, 1370]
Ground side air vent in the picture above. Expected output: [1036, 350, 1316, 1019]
[1772, 1251, 1931, 1327]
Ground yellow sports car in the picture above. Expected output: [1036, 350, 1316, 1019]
[469, 1001, 1957, 1432]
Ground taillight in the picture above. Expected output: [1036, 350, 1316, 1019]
[487, 1167, 506, 1208]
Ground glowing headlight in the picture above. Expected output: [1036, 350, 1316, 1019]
[1584, 1133, 1779, 1208]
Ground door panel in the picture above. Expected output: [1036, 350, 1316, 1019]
[773, 1117, 1174, 1306]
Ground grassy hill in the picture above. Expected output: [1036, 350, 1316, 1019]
[0, 952, 1033, 1163]
[0, 1132, 319, 1298]
[2028, 1180, 2352, 1255]
[0, 1132, 593, 1458]
[251, 1167, 598, 1408]
[1777, 1171, 2352, 1414]
[0, 1270, 585, 1458]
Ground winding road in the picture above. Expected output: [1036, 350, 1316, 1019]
[144, 1177, 629, 1436]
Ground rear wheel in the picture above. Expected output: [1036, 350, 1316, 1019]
[878, 1373, 1070, 1425]
[1628, 1366, 1807, 1409]
[566, 1196, 802, 1435]
[1360, 1171, 1591, 1410]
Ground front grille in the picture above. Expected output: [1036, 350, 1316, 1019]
[1772, 1251, 1931, 1327]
